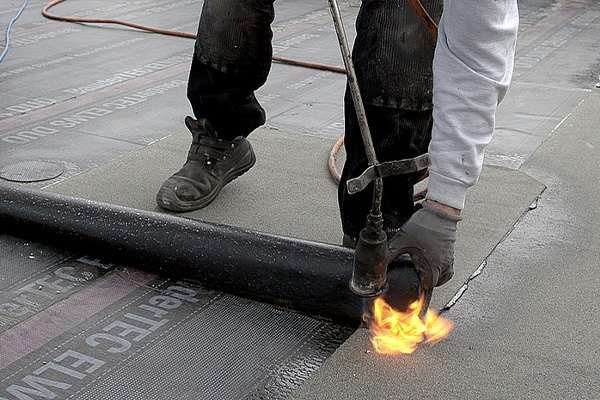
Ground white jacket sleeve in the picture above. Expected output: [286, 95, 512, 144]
[427, 0, 519, 210]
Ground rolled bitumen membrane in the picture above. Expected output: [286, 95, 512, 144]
[0, 181, 420, 325]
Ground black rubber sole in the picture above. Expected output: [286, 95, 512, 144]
[156, 150, 257, 212]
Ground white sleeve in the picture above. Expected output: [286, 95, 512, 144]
[426, 0, 519, 210]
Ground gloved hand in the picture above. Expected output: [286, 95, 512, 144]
[387, 200, 462, 291]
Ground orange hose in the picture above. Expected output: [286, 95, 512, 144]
[42, 0, 434, 192]
[328, 134, 345, 183]
[41, 0, 346, 74]
[407, 0, 439, 40]
[42, 0, 196, 38]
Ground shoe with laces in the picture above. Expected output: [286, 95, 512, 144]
[156, 116, 256, 211]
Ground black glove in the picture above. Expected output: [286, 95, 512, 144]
[387, 201, 462, 291]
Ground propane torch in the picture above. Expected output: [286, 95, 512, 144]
[327, 0, 432, 299]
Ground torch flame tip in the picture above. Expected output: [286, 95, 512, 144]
[365, 295, 453, 355]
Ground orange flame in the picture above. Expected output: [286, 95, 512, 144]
[365, 296, 453, 355]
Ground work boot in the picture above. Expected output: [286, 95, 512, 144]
[156, 116, 256, 212]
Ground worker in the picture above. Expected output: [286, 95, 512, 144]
[156, 0, 519, 292]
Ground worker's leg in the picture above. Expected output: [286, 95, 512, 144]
[188, 0, 276, 139]
[339, 0, 443, 240]
[157, 0, 275, 211]
[339, 101, 433, 240]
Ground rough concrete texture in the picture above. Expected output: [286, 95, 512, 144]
[46, 127, 343, 244]
[46, 126, 545, 314]
[288, 92, 600, 400]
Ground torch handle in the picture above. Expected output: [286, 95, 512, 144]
[327, 0, 383, 214]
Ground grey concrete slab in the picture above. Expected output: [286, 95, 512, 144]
[2, 48, 191, 106]
[271, 3, 353, 68]
[1, 60, 191, 187]
[0, 4, 23, 28]
[262, 4, 351, 138]
[435, 165, 545, 310]
[485, 0, 600, 169]
[0, 130, 143, 188]
[288, 89, 600, 400]
[262, 67, 345, 118]
[44, 124, 545, 314]
[513, 3, 600, 88]
[487, 83, 590, 169]
[45, 127, 345, 245]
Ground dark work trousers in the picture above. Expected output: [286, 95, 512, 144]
[187, 0, 442, 238]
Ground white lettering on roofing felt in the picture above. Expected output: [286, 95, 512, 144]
[1, 287, 202, 399]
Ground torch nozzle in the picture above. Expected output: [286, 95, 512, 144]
[349, 212, 389, 297]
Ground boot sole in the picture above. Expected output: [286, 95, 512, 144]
[156, 151, 256, 212]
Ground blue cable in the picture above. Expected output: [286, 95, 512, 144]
[0, 0, 29, 63]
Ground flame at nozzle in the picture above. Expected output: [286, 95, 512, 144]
[366, 296, 453, 355]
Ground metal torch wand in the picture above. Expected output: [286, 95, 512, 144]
[328, 0, 389, 297]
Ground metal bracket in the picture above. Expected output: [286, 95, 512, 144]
[346, 153, 431, 194]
